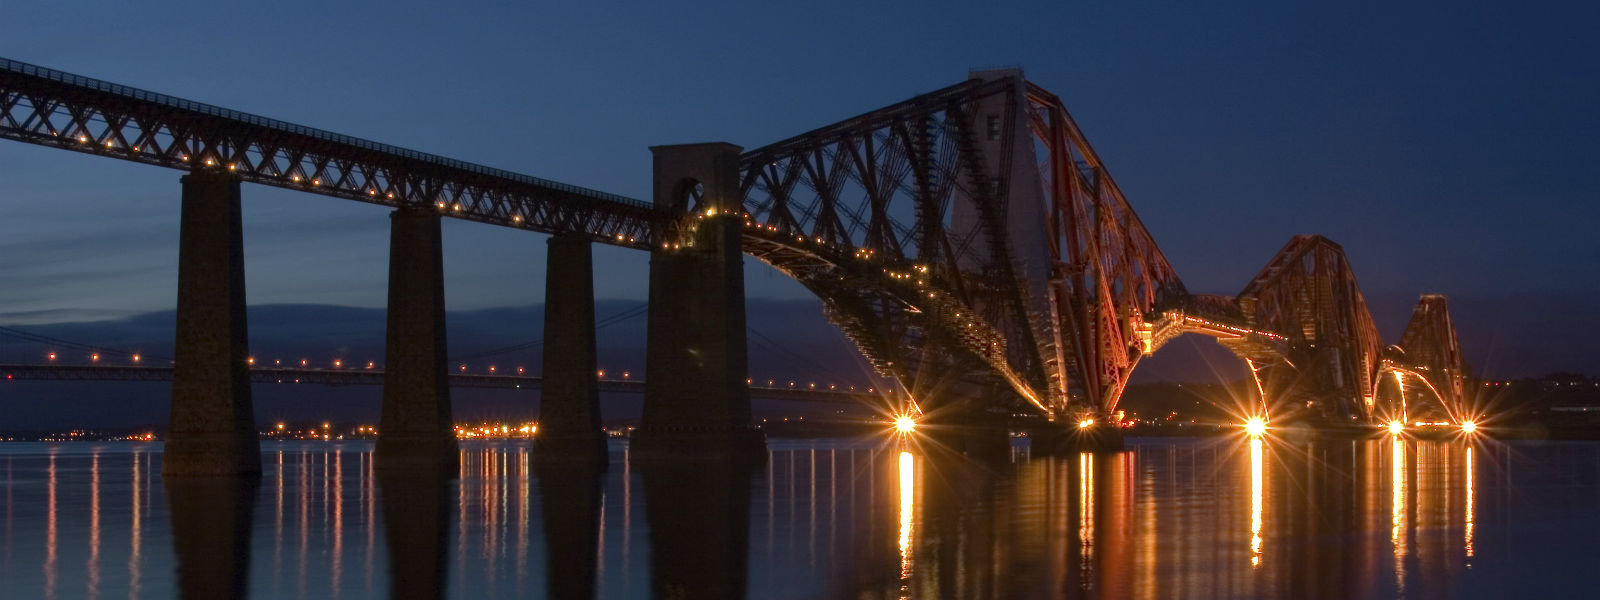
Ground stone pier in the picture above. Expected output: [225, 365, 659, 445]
[163, 169, 260, 477]
[631, 143, 765, 462]
[376, 206, 458, 473]
[535, 232, 607, 465]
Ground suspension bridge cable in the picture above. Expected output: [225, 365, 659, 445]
[0, 325, 164, 362]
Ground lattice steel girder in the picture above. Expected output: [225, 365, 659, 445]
[737, 72, 1203, 419]
[1025, 83, 1190, 415]
[0, 58, 667, 248]
[1233, 235, 1382, 420]
[739, 75, 1064, 415]
[1393, 294, 1467, 418]
[739, 223, 1049, 415]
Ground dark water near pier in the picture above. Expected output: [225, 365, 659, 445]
[1, 436, 1597, 599]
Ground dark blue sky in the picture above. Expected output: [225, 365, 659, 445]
[1, 2, 1596, 375]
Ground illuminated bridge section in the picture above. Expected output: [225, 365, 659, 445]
[736, 76, 1053, 416]
[733, 71, 1378, 422]
[1378, 295, 1469, 425]
[1140, 292, 1288, 355]
[731, 70, 1472, 425]
[735, 73, 1207, 420]
[0, 58, 666, 248]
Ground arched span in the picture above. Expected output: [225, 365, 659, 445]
[1378, 364, 1462, 425]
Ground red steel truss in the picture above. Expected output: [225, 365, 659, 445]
[1384, 295, 1468, 421]
[1026, 83, 1189, 416]
[739, 73, 1470, 423]
[1231, 235, 1383, 421]
[738, 72, 1191, 418]
[738, 76, 1060, 415]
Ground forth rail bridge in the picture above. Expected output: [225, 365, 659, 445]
[0, 58, 1472, 475]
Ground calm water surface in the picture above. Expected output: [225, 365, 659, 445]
[1, 436, 1597, 598]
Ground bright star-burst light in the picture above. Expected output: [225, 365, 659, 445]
[894, 414, 917, 434]
[1387, 420, 1405, 435]
[1461, 421, 1478, 434]
[1244, 416, 1268, 437]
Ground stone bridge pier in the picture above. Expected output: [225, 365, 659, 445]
[534, 232, 607, 465]
[631, 143, 765, 463]
[163, 169, 261, 477]
[375, 206, 457, 473]
[160, 147, 771, 475]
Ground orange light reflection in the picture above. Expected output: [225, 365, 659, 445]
[897, 451, 915, 598]
[1391, 436, 1407, 590]
[1465, 445, 1475, 560]
[1249, 437, 1263, 568]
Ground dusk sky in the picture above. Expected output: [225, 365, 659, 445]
[2, 1, 1597, 377]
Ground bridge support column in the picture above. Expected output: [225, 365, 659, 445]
[632, 143, 764, 462]
[164, 170, 260, 477]
[535, 233, 607, 465]
[376, 206, 457, 473]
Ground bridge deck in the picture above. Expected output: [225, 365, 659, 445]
[0, 363, 874, 404]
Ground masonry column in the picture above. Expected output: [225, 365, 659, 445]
[164, 169, 260, 477]
[534, 232, 607, 464]
[632, 143, 764, 462]
[376, 205, 457, 473]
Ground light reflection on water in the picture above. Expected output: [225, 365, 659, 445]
[1249, 437, 1263, 569]
[0, 437, 1598, 598]
[1392, 435, 1408, 592]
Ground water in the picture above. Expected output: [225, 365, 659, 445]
[1, 436, 1597, 599]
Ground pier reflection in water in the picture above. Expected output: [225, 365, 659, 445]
[2, 437, 1600, 598]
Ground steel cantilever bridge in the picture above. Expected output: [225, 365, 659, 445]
[0, 58, 1468, 451]
[734, 72, 1467, 429]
